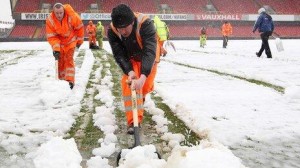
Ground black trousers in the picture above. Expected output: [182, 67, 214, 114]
[257, 31, 272, 58]
[223, 36, 228, 48]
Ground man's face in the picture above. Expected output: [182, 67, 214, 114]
[53, 6, 64, 21]
[117, 22, 134, 38]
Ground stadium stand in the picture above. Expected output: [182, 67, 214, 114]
[210, 0, 258, 14]
[256, 0, 300, 14]
[43, 0, 97, 13]
[275, 25, 300, 37]
[38, 26, 46, 38]
[100, 0, 157, 13]
[3, 0, 300, 41]
[9, 25, 36, 38]
[14, 0, 40, 13]
[159, 0, 207, 14]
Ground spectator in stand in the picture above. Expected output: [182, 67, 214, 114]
[107, 4, 160, 134]
[86, 20, 98, 49]
[46, 3, 84, 89]
[221, 21, 232, 48]
[200, 26, 207, 48]
[253, 7, 274, 58]
[96, 21, 105, 50]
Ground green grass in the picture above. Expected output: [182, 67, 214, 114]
[151, 95, 201, 146]
[165, 60, 285, 93]
[0, 50, 17, 54]
[68, 50, 108, 158]
[81, 115, 104, 148]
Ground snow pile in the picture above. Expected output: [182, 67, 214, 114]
[165, 140, 247, 168]
[91, 56, 117, 158]
[144, 95, 169, 134]
[33, 137, 82, 168]
[92, 106, 117, 157]
[87, 156, 112, 168]
[116, 140, 246, 168]
[161, 133, 185, 149]
[39, 79, 71, 107]
[118, 145, 166, 168]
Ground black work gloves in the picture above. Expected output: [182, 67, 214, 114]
[53, 51, 60, 60]
[76, 44, 81, 50]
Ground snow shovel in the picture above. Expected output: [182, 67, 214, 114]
[165, 40, 176, 52]
[272, 35, 284, 52]
[55, 58, 59, 80]
[129, 89, 141, 147]
[116, 87, 161, 166]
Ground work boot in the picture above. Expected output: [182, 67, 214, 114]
[69, 82, 74, 89]
[266, 52, 272, 58]
[256, 52, 261, 57]
[127, 124, 134, 135]
[127, 123, 141, 135]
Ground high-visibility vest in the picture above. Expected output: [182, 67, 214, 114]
[110, 12, 160, 62]
[154, 20, 168, 41]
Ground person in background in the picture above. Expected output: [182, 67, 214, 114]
[107, 4, 160, 134]
[86, 20, 98, 49]
[221, 21, 232, 48]
[200, 26, 207, 48]
[153, 15, 169, 56]
[253, 7, 274, 58]
[96, 21, 105, 49]
[46, 3, 84, 89]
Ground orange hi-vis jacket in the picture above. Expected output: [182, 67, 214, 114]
[222, 23, 233, 36]
[86, 24, 96, 36]
[46, 4, 84, 52]
[110, 13, 159, 125]
[86, 23, 97, 44]
[46, 4, 84, 83]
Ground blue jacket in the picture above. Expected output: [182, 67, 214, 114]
[253, 12, 274, 33]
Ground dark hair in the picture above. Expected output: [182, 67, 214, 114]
[111, 4, 135, 28]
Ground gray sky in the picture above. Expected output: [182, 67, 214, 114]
[0, 0, 13, 21]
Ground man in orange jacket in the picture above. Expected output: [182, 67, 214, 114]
[108, 4, 160, 134]
[46, 3, 84, 89]
[221, 21, 233, 48]
[86, 20, 98, 49]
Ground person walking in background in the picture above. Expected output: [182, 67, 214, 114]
[96, 21, 105, 50]
[153, 15, 169, 56]
[253, 7, 274, 58]
[46, 3, 84, 89]
[221, 21, 232, 48]
[200, 26, 207, 48]
[86, 20, 98, 49]
[107, 4, 159, 134]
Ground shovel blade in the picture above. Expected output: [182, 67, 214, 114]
[275, 38, 284, 52]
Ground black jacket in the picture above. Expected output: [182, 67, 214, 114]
[107, 17, 157, 77]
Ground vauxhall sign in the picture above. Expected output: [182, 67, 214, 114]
[195, 14, 242, 20]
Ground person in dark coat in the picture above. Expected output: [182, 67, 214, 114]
[107, 4, 159, 134]
[253, 7, 274, 58]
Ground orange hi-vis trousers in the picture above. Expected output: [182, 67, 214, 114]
[88, 34, 96, 45]
[58, 47, 75, 83]
[121, 60, 158, 126]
